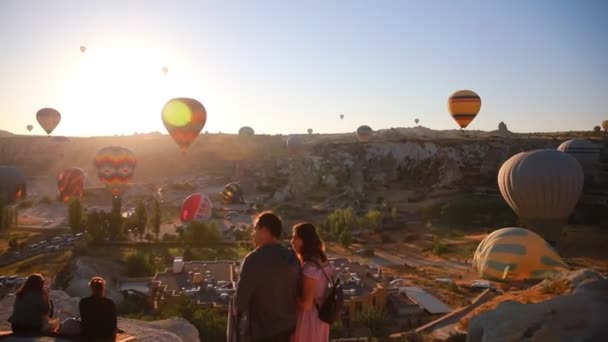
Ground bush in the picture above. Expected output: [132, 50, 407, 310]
[432, 238, 448, 256]
[125, 252, 156, 277]
[339, 228, 352, 247]
[362, 209, 383, 231]
[68, 199, 85, 234]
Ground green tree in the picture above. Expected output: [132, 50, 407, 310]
[108, 196, 124, 240]
[356, 307, 390, 341]
[86, 211, 106, 242]
[8, 236, 19, 249]
[135, 199, 148, 237]
[187, 221, 222, 245]
[68, 199, 84, 233]
[363, 209, 383, 231]
[339, 228, 352, 247]
[151, 198, 161, 241]
[327, 207, 358, 240]
[125, 252, 156, 277]
[1, 205, 15, 231]
[391, 207, 398, 221]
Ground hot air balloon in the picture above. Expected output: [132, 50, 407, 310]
[222, 182, 244, 204]
[307, 128, 313, 135]
[340, 114, 344, 120]
[0, 166, 26, 204]
[57, 168, 85, 202]
[286, 135, 303, 154]
[180, 193, 213, 222]
[594, 126, 601, 133]
[238, 126, 255, 137]
[414, 118, 419, 125]
[448, 90, 481, 129]
[36, 108, 61, 135]
[498, 149, 584, 246]
[473, 227, 568, 282]
[80, 46, 86, 53]
[93, 146, 137, 196]
[557, 139, 601, 184]
[162, 66, 168, 75]
[602, 120, 608, 132]
[356, 125, 373, 142]
[26, 125, 33, 132]
[161, 98, 207, 153]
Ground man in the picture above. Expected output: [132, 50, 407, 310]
[236, 211, 301, 342]
[79, 277, 117, 341]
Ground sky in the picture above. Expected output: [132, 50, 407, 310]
[0, 0, 607, 137]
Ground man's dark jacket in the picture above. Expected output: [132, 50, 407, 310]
[236, 243, 301, 341]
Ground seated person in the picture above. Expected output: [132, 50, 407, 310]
[79, 277, 117, 341]
[9, 273, 54, 335]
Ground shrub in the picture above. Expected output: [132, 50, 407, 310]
[125, 252, 156, 277]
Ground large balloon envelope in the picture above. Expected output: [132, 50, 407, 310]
[26, 125, 33, 132]
[93, 146, 137, 196]
[58, 168, 85, 202]
[0, 166, 26, 204]
[161, 98, 207, 152]
[180, 193, 213, 222]
[238, 126, 255, 137]
[222, 182, 244, 204]
[356, 125, 373, 142]
[498, 149, 584, 246]
[448, 90, 481, 129]
[286, 135, 303, 154]
[473, 227, 568, 282]
[557, 139, 601, 184]
[36, 108, 61, 135]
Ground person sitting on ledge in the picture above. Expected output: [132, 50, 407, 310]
[9, 273, 55, 335]
[79, 276, 117, 341]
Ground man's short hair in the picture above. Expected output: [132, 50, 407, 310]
[255, 211, 282, 239]
[89, 276, 106, 292]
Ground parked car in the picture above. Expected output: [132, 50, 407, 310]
[6, 275, 18, 285]
[0, 276, 6, 284]
[470, 280, 494, 290]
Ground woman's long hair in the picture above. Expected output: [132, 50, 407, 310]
[293, 222, 327, 263]
[15, 273, 47, 300]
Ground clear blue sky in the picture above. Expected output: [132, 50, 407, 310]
[1, 0, 607, 137]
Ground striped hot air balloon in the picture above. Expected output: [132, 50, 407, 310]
[161, 98, 207, 152]
[93, 146, 137, 196]
[448, 90, 481, 129]
[36, 108, 61, 135]
[222, 182, 244, 204]
[180, 193, 213, 222]
[473, 227, 568, 282]
[57, 168, 85, 202]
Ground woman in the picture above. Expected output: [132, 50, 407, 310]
[9, 273, 54, 335]
[290, 223, 334, 342]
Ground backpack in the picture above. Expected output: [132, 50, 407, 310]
[313, 260, 344, 324]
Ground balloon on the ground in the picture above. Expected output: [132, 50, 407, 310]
[36, 108, 61, 135]
[222, 182, 244, 204]
[80, 46, 86, 53]
[602, 120, 608, 132]
[356, 125, 373, 142]
[161, 98, 207, 152]
[286, 135, 303, 154]
[57, 168, 85, 202]
[93, 146, 137, 196]
[448, 90, 481, 129]
[498, 149, 584, 246]
[557, 139, 601, 184]
[180, 193, 213, 222]
[307, 128, 313, 134]
[0, 166, 26, 204]
[239, 126, 255, 137]
[26, 125, 33, 132]
[473, 227, 568, 282]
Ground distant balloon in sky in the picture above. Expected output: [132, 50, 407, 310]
[448, 90, 481, 129]
[94, 146, 137, 196]
[57, 168, 85, 202]
[80, 46, 86, 53]
[498, 149, 583, 246]
[36, 108, 61, 135]
[180, 193, 213, 222]
[162, 66, 168, 75]
[307, 128, 313, 134]
[26, 125, 33, 132]
[340, 114, 344, 120]
[356, 125, 373, 142]
[161, 98, 207, 153]
[414, 118, 419, 125]
[238, 126, 255, 137]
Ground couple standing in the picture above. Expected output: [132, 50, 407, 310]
[235, 211, 334, 342]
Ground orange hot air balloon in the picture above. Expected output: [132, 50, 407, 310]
[93, 146, 137, 196]
[57, 168, 85, 202]
[161, 98, 207, 152]
[36, 108, 61, 135]
[448, 90, 481, 129]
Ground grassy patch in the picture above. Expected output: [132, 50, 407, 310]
[0, 251, 73, 278]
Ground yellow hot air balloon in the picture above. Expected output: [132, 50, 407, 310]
[473, 227, 568, 282]
[448, 90, 481, 129]
[161, 98, 207, 153]
[498, 149, 584, 246]
[36, 108, 61, 135]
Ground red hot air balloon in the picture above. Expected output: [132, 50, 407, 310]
[93, 146, 137, 196]
[161, 98, 207, 153]
[57, 168, 85, 202]
[36, 108, 61, 135]
[180, 193, 214, 222]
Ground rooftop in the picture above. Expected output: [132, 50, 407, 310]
[400, 287, 452, 314]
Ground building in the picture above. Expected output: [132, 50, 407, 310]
[150, 257, 238, 312]
[387, 286, 452, 330]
